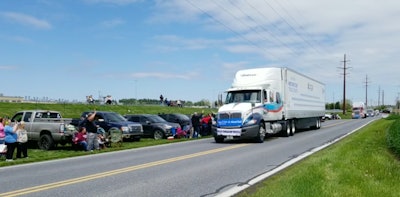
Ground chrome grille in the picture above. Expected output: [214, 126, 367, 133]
[129, 125, 143, 133]
[219, 112, 241, 119]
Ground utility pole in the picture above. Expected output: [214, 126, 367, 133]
[378, 86, 381, 106]
[339, 54, 351, 115]
[364, 75, 371, 108]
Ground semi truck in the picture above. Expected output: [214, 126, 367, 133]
[213, 67, 325, 143]
[352, 102, 366, 119]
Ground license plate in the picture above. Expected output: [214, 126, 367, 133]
[226, 136, 234, 140]
[217, 128, 241, 136]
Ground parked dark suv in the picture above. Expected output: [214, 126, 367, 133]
[124, 114, 181, 140]
[73, 111, 143, 141]
[158, 113, 192, 132]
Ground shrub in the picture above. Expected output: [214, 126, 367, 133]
[386, 115, 400, 156]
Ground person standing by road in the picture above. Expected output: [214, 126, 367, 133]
[0, 117, 5, 144]
[191, 112, 201, 138]
[4, 120, 18, 161]
[79, 111, 99, 151]
[16, 121, 28, 158]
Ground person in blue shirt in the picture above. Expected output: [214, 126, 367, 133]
[4, 121, 18, 161]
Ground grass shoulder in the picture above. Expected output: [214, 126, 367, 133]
[237, 117, 400, 197]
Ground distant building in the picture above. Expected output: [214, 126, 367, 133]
[0, 93, 24, 103]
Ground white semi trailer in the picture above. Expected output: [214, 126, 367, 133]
[213, 67, 325, 143]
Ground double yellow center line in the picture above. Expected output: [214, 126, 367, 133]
[0, 143, 249, 197]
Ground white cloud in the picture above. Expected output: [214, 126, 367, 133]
[0, 66, 17, 70]
[84, 0, 142, 5]
[1, 12, 51, 29]
[130, 71, 198, 80]
[100, 19, 125, 28]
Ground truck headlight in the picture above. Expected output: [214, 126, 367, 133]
[243, 117, 257, 126]
[121, 126, 129, 132]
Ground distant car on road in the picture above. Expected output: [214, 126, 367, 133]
[124, 114, 180, 140]
[366, 109, 375, 117]
[324, 114, 333, 120]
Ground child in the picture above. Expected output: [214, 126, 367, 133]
[16, 121, 28, 158]
[97, 128, 108, 149]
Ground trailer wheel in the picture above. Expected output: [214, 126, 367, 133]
[38, 134, 55, 150]
[317, 118, 321, 129]
[254, 123, 266, 143]
[290, 120, 296, 136]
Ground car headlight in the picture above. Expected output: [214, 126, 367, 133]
[212, 119, 217, 126]
[121, 126, 129, 132]
[163, 124, 172, 129]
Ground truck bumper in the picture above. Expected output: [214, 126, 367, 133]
[213, 124, 259, 139]
[122, 133, 142, 140]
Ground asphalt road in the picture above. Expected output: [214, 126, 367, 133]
[0, 117, 378, 197]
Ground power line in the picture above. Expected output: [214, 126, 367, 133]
[184, 0, 284, 61]
[271, 0, 327, 55]
[239, 0, 302, 57]
[260, 0, 317, 51]
[227, 0, 302, 57]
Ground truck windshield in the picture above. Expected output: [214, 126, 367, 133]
[225, 90, 261, 104]
[148, 115, 168, 123]
[103, 113, 127, 122]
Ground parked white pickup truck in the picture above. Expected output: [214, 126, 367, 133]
[10, 110, 76, 150]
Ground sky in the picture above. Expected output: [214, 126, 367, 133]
[1, 0, 400, 106]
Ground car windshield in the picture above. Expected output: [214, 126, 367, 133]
[103, 113, 127, 122]
[173, 114, 190, 120]
[148, 115, 167, 123]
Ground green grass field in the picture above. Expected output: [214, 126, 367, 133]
[237, 118, 400, 197]
[0, 102, 215, 166]
[0, 102, 216, 119]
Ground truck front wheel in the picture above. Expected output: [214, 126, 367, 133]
[38, 134, 55, 150]
[214, 136, 224, 143]
[254, 123, 266, 143]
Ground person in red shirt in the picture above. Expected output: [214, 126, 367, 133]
[73, 127, 88, 151]
[200, 114, 212, 136]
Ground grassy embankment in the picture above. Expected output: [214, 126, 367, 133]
[0, 102, 216, 167]
[237, 116, 400, 197]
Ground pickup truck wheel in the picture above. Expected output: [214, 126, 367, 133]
[38, 134, 55, 150]
[153, 130, 164, 140]
[254, 123, 265, 143]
